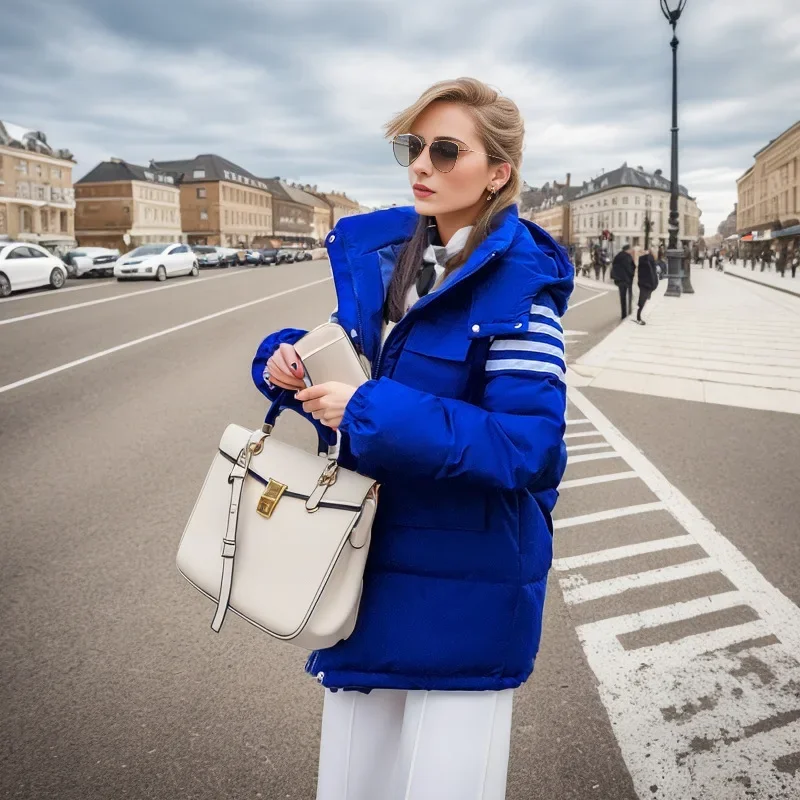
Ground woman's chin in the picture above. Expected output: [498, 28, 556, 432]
[413, 196, 440, 214]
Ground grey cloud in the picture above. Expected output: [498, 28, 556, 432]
[2, 0, 799, 229]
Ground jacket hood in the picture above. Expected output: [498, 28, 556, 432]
[517, 217, 574, 317]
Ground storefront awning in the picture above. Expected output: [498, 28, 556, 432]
[741, 234, 753, 242]
[773, 224, 800, 238]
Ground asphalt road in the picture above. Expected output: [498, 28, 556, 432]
[8, 262, 795, 799]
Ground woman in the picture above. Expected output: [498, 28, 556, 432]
[251, 77, 573, 800]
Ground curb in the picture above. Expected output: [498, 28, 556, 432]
[723, 269, 800, 299]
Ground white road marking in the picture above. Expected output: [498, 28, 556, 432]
[565, 290, 610, 312]
[554, 501, 665, 529]
[553, 534, 696, 570]
[564, 330, 589, 336]
[564, 430, 606, 440]
[560, 557, 719, 604]
[0, 279, 116, 303]
[0, 277, 332, 395]
[565, 417, 591, 426]
[0, 269, 250, 326]
[559, 471, 639, 490]
[565, 442, 614, 453]
[564, 386, 800, 798]
[567, 451, 624, 464]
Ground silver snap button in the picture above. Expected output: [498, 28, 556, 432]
[316, 671, 325, 683]
[472, 324, 480, 333]
[329, 234, 336, 243]
[515, 322, 523, 329]
[350, 329, 358, 339]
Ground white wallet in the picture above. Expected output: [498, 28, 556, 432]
[294, 323, 371, 388]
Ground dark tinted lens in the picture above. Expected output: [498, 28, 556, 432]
[430, 140, 460, 173]
[392, 134, 422, 167]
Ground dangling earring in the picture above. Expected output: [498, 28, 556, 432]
[487, 185, 498, 203]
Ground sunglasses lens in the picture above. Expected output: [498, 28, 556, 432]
[430, 140, 459, 173]
[392, 134, 421, 167]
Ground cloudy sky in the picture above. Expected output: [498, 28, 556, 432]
[3, 0, 799, 231]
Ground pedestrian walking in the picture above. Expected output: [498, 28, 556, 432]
[592, 246, 602, 281]
[611, 244, 635, 320]
[252, 77, 572, 800]
[635, 248, 659, 325]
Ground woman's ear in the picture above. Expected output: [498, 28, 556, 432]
[492, 162, 512, 189]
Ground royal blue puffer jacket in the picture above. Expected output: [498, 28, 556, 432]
[251, 204, 574, 692]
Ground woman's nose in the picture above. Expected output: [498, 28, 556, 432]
[411, 146, 433, 179]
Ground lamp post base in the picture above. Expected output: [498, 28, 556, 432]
[681, 259, 695, 294]
[665, 248, 683, 297]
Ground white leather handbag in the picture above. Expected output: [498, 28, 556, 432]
[176, 325, 377, 650]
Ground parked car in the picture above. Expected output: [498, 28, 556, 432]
[216, 247, 238, 267]
[114, 243, 198, 281]
[191, 245, 222, 268]
[63, 247, 120, 277]
[0, 241, 69, 297]
[277, 249, 296, 264]
[257, 248, 279, 266]
[292, 249, 312, 262]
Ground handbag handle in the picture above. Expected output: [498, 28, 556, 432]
[263, 391, 337, 457]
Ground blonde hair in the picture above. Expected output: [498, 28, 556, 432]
[382, 77, 525, 322]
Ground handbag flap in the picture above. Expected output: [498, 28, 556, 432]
[294, 322, 370, 387]
[219, 424, 375, 508]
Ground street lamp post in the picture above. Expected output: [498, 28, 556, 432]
[660, 0, 690, 297]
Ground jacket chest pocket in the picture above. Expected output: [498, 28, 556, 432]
[391, 316, 474, 399]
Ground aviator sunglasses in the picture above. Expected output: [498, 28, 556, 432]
[392, 133, 502, 174]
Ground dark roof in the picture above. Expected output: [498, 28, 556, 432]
[259, 178, 295, 203]
[573, 163, 691, 201]
[76, 159, 178, 185]
[154, 154, 271, 191]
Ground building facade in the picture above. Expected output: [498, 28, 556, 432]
[262, 178, 315, 245]
[570, 164, 701, 255]
[736, 120, 800, 235]
[75, 159, 183, 252]
[315, 190, 362, 226]
[520, 175, 579, 244]
[285, 182, 331, 244]
[155, 155, 273, 247]
[0, 121, 76, 250]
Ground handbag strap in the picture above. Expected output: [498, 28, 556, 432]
[211, 429, 266, 632]
[264, 392, 337, 457]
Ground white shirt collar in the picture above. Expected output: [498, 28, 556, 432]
[423, 225, 474, 267]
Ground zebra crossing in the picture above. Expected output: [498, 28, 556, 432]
[553, 388, 800, 799]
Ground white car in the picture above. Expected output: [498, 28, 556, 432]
[65, 247, 120, 278]
[0, 242, 68, 297]
[114, 243, 198, 281]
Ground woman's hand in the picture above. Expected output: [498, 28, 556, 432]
[266, 343, 306, 391]
[296, 382, 358, 429]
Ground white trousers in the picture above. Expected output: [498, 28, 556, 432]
[315, 687, 514, 800]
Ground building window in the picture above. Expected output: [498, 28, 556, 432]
[16, 159, 28, 174]
[622, 197, 629, 204]
[635, 196, 641, 205]
[634, 213, 638, 226]
[612, 198, 617, 206]
[19, 207, 32, 231]
[200, 209, 208, 220]
[603, 199, 608, 206]
[197, 187, 206, 199]
[193, 169, 206, 179]
[224, 210, 229, 224]
[35, 164, 43, 177]
[51, 167, 61, 179]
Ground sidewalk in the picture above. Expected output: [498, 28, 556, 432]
[723, 259, 800, 298]
[568, 269, 800, 415]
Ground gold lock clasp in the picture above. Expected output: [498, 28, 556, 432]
[257, 479, 287, 519]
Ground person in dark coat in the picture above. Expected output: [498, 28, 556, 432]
[635, 249, 659, 325]
[611, 244, 635, 319]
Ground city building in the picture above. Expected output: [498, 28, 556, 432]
[718, 205, 738, 239]
[314, 190, 362, 226]
[75, 159, 183, 252]
[736, 119, 799, 236]
[520, 174, 580, 245]
[286, 182, 331, 244]
[261, 178, 315, 246]
[154, 154, 273, 247]
[0, 121, 76, 250]
[570, 163, 702, 255]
